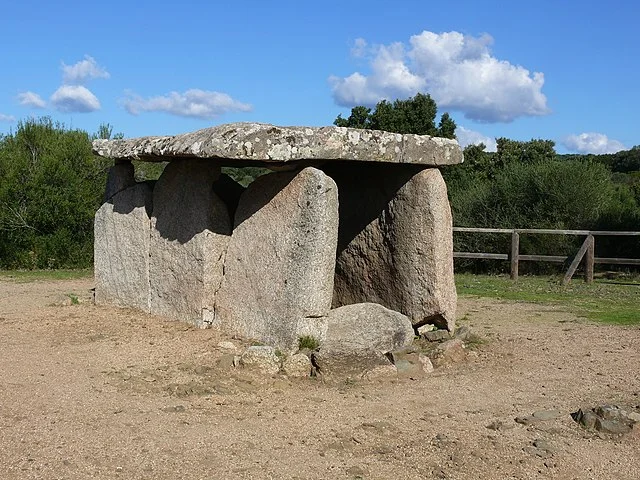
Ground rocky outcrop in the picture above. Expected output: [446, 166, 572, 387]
[149, 160, 231, 326]
[92, 123, 463, 167]
[215, 167, 339, 351]
[326, 164, 456, 331]
[312, 303, 414, 376]
[94, 182, 153, 311]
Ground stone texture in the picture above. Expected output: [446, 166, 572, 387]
[239, 346, 281, 375]
[94, 182, 153, 311]
[388, 348, 433, 379]
[312, 303, 414, 376]
[282, 353, 312, 378]
[104, 161, 136, 201]
[149, 159, 231, 326]
[92, 122, 463, 167]
[430, 338, 467, 368]
[326, 164, 457, 331]
[423, 329, 452, 342]
[215, 167, 338, 351]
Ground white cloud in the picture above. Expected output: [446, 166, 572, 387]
[351, 38, 368, 58]
[122, 89, 252, 119]
[18, 91, 46, 108]
[331, 30, 550, 123]
[562, 132, 626, 154]
[50, 85, 101, 113]
[456, 126, 497, 152]
[62, 55, 110, 85]
[0, 113, 16, 122]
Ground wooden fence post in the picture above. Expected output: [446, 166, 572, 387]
[584, 235, 595, 283]
[562, 235, 593, 285]
[510, 231, 519, 281]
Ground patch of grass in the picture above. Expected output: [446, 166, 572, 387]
[0, 269, 92, 282]
[66, 293, 80, 305]
[456, 273, 640, 325]
[298, 335, 320, 351]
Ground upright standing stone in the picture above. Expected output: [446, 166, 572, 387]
[215, 167, 339, 351]
[94, 182, 153, 311]
[325, 164, 456, 331]
[104, 161, 136, 201]
[149, 160, 231, 326]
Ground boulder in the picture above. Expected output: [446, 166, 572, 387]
[312, 303, 414, 376]
[214, 167, 338, 351]
[104, 161, 136, 201]
[388, 348, 434, 379]
[325, 164, 456, 331]
[94, 182, 153, 311]
[149, 159, 231, 326]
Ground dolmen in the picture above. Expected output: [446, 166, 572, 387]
[92, 123, 463, 371]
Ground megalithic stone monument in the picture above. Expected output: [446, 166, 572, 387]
[93, 123, 463, 352]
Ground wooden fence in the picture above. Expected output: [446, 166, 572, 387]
[453, 227, 640, 284]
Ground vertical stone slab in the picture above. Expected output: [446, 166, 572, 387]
[104, 161, 136, 201]
[325, 164, 457, 331]
[149, 160, 231, 326]
[215, 167, 339, 351]
[94, 183, 153, 311]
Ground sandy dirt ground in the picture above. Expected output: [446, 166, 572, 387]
[0, 277, 639, 480]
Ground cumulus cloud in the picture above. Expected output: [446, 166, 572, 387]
[456, 126, 497, 152]
[62, 55, 110, 85]
[122, 89, 252, 119]
[0, 113, 16, 122]
[562, 132, 626, 154]
[50, 85, 101, 113]
[351, 38, 368, 58]
[18, 91, 46, 108]
[331, 30, 550, 123]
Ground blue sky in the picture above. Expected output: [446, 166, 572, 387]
[1, 0, 638, 154]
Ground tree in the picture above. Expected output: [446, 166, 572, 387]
[333, 93, 456, 139]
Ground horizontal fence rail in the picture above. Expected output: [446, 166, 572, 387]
[452, 227, 640, 283]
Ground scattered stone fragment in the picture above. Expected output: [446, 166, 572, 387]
[423, 329, 452, 342]
[361, 364, 398, 380]
[239, 346, 281, 375]
[430, 339, 466, 368]
[388, 348, 432, 379]
[417, 324, 436, 335]
[454, 325, 472, 341]
[571, 405, 637, 435]
[282, 353, 312, 378]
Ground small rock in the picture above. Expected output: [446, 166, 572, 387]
[430, 339, 466, 368]
[454, 325, 472, 341]
[417, 324, 436, 335]
[532, 410, 563, 421]
[595, 417, 632, 435]
[423, 329, 451, 342]
[533, 439, 556, 453]
[389, 348, 431, 379]
[217, 341, 238, 352]
[282, 353, 312, 378]
[239, 346, 281, 375]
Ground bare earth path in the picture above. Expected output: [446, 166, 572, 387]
[0, 277, 638, 479]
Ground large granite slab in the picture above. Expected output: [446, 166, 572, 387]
[92, 123, 463, 167]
